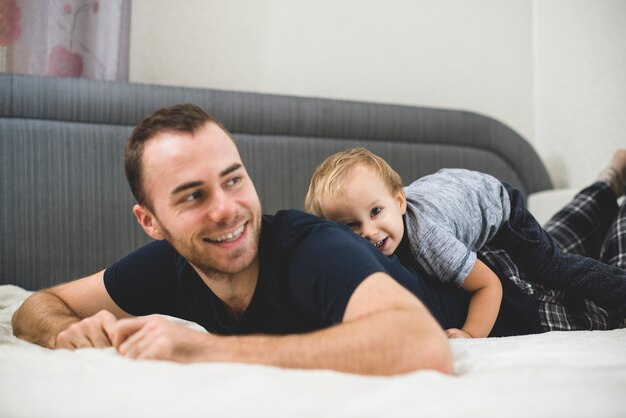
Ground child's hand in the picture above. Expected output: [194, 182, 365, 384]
[445, 328, 472, 339]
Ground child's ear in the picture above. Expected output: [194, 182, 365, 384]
[133, 204, 166, 240]
[395, 190, 407, 215]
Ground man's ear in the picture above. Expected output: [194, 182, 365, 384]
[133, 204, 166, 240]
[396, 190, 407, 215]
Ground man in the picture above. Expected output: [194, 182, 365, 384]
[12, 104, 453, 376]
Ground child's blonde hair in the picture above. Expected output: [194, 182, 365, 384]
[305, 147, 404, 217]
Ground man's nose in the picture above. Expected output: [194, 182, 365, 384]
[206, 189, 237, 223]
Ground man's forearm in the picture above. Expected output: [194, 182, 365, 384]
[208, 307, 452, 376]
[12, 291, 80, 348]
[107, 273, 453, 376]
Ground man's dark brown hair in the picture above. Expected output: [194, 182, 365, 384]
[124, 104, 231, 210]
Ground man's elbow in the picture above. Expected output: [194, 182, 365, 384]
[395, 335, 454, 375]
[373, 332, 453, 376]
[371, 310, 455, 376]
[415, 336, 454, 375]
[11, 306, 24, 338]
[11, 297, 33, 339]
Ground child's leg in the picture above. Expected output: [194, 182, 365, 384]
[544, 149, 626, 258]
[491, 184, 626, 319]
[479, 247, 612, 331]
[543, 182, 617, 258]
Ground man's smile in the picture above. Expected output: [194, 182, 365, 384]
[204, 222, 246, 243]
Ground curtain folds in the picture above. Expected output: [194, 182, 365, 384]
[0, 0, 130, 80]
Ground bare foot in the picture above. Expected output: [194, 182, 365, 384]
[598, 149, 626, 196]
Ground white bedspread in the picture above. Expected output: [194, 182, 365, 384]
[1, 284, 625, 418]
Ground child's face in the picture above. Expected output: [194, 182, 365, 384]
[320, 166, 406, 256]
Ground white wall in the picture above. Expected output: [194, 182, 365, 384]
[129, 0, 626, 189]
[533, 0, 626, 188]
[130, 0, 533, 141]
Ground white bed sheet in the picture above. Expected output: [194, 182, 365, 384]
[1, 284, 625, 418]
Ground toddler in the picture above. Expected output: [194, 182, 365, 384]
[305, 147, 626, 338]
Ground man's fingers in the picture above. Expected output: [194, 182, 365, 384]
[118, 322, 148, 356]
[56, 310, 119, 349]
[56, 330, 87, 349]
[113, 316, 182, 360]
[96, 310, 118, 347]
[109, 316, 153, 350]
[119, 330, 149, 359]
[88, 310, 117, 348]
[88, 332, 112, 348]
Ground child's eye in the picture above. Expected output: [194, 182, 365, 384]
[370, 207, 382, 217]
[345, 221, 358, 229]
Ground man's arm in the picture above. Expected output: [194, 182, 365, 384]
[108, 272, 453, 376]
[12, 270, 129, 349]
[447, 259, 503, 338]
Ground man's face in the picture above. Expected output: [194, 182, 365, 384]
[137, 122, 262, 279]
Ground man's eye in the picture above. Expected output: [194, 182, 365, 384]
[226, 176, 241, 187]
[185, 191, 203, 201]
[370, 207, 382, 217]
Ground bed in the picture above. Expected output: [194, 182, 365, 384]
[1, 73, 625, 417]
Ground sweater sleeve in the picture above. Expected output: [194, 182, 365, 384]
[411, 224, 477, 287]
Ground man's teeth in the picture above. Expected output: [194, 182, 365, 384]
[207, 225, 244, 243]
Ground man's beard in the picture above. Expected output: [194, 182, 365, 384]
[191, 233, 259, 280]
[159, 215, 261, 281]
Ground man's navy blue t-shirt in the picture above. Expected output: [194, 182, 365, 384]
[104, 210, 495, 336]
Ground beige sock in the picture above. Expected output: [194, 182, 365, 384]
[597, 149, 626, 197]
[597, 167, 624, 197]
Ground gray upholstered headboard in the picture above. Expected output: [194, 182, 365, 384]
[0, 73, 553, 290]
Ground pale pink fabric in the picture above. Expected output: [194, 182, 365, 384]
[1, 0, 130, 80]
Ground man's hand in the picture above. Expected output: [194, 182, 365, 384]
[56, 310, 118, 349]
[90, 272, 453, 375]
[106, 315, 212, 362]
[445, 328, 472, 339]
[12, 271, 130, 349]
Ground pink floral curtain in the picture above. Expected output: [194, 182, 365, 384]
[0, 0, 130, 80]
